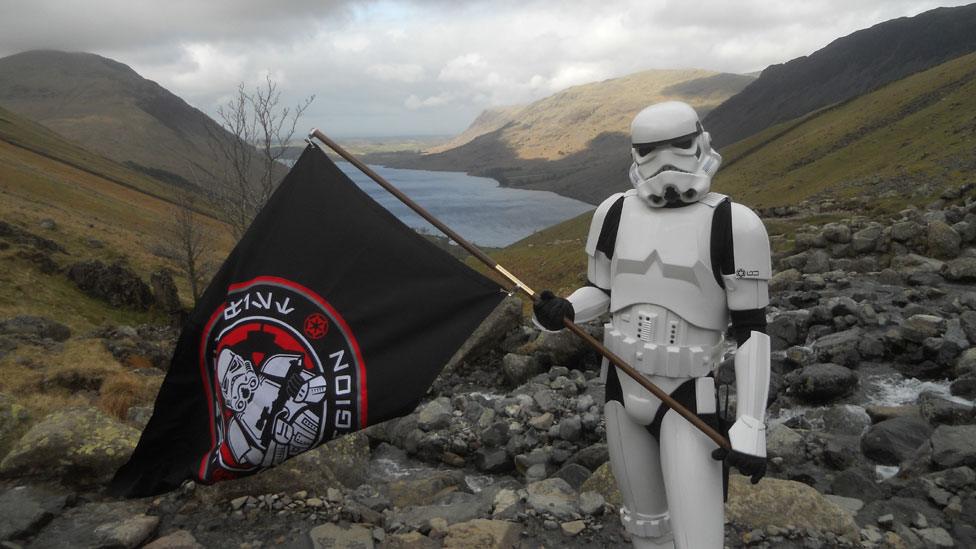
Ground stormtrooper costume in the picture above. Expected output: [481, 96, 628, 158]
[534, 101, 771, 548]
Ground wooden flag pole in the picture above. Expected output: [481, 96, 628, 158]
[308, 129, 731, 451]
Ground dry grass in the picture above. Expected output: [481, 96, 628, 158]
[0, 337, 163, 422]
[98, 371, 158, 420]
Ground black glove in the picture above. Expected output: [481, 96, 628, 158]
[712, 447, 767, 484]
[533, 290, 574, 331]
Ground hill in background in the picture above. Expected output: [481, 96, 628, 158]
[367, 69, 753, 204]
[0, 103, 231, 329]
[704, 3, 976, 147]
[0, 50, 239, 189]
[491, 50, 976, 293]
[713, 51, 976, 210]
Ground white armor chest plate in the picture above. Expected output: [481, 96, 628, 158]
[609, 197, 729, 332]
[605, 197, 729, 378]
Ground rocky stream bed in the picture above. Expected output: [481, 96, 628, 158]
[2, 188, 976, 547]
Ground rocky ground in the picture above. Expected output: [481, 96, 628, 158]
[2, 187, 976, 547]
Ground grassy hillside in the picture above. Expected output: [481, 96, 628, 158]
[0, 105, 233, 330]
[489, 51, 976, 291]
[712, 51, 976, 210]
[0, 50, 271, 190]
[495, 70, 752, 161]
[368, 69, 753, 204]
[704, 3, 976, 147]
[426, 106, 526, 154]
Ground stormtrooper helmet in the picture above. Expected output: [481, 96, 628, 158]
[216, 348, 260, 413]
[629, 101, 722, 207]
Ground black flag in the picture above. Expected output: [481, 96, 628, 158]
[111, 145, 505, 497]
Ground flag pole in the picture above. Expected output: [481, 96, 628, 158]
[308, 128, 731, 451]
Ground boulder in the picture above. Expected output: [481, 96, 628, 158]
[501, 353, 542, 386]
[725, 475, 859, 541]
[860, 416, 933, 465]
[919, 392, 976, 426]
[811, 328, 862, 367]
[789, 363, 858, 403]
[554, 462, 591, 491]
[891, 221, 921, 242]
[396, 491, 491, 529]
[829, 467, 885, 502]
[319, 431, 371, 489]
[28, 501, 154, 549]
[766, 424, 804, 464]
[900, 314, 946, 343]
[417, 397, 453, 431]
[531, 327, 592, 369]
[944, 257, 976, 282]
[526, 477, 579, 519]
[443, 519, 519, 549]
[444, 519, 521, 549]
[580, 462, 621, 507]
[387, 470, 465, 508]
[769, 268, 801, 293]
[308, 523, 374, 549]
[810, 405, 871, 436]
[822, 223, 852, 244]
[194, 435, 360, 502]
[852, 224, 883, 253]
[0, 315, 70, 342]
[0, 485, 71, 541]
[931, 425, 976, 469]
[0, 407, 138, 485]
[767, 310, 810, 350]
[67, 260, 155, 310]
[802, 249, 831, 274]
[890, 253, 945, 274]
[926, 221, 961, 259]
[446, 296, 522, 370]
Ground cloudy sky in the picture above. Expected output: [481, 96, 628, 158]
[0, 0, 970, 137]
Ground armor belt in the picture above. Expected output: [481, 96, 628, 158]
[604, 322, 723, 377]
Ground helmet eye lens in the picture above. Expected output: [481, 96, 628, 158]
[635, 144, 656, 157]
[634, 132, 698, 157]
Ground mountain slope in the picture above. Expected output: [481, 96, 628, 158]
[712, 50, 976, 209]
[704, 3, 976, 147]
[426, 105, 526, 154]
[0, 104, 231, 326]
[0, 50, 233, 188]
[490, 50, 976, 287]
[369, 69, 753, 204]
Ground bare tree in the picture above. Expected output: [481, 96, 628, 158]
[160, 191, 213, 303]
[207, 75, 314, 239]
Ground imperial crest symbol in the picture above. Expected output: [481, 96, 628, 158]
[198, 277, 365, 481]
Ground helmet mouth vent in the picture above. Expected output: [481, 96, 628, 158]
[650, 165, 689, 177]
[663, 186, 681, 204]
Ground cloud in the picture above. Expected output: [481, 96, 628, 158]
[404, 92, 453, 110]
[0, 0, 971, 136]
[367, 63, 424, 82]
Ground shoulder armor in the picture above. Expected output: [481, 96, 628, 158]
[730, 202, 772, 281]
[585, 192, 628, 257]
[699, 192, 728, 208]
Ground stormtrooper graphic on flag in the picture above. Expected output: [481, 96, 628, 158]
[216, 347, 327, 468]
[199, 276, 365, 482]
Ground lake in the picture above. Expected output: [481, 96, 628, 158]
[335, 161, 593, 248]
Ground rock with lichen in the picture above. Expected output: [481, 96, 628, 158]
[0, 407, 138, 485]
